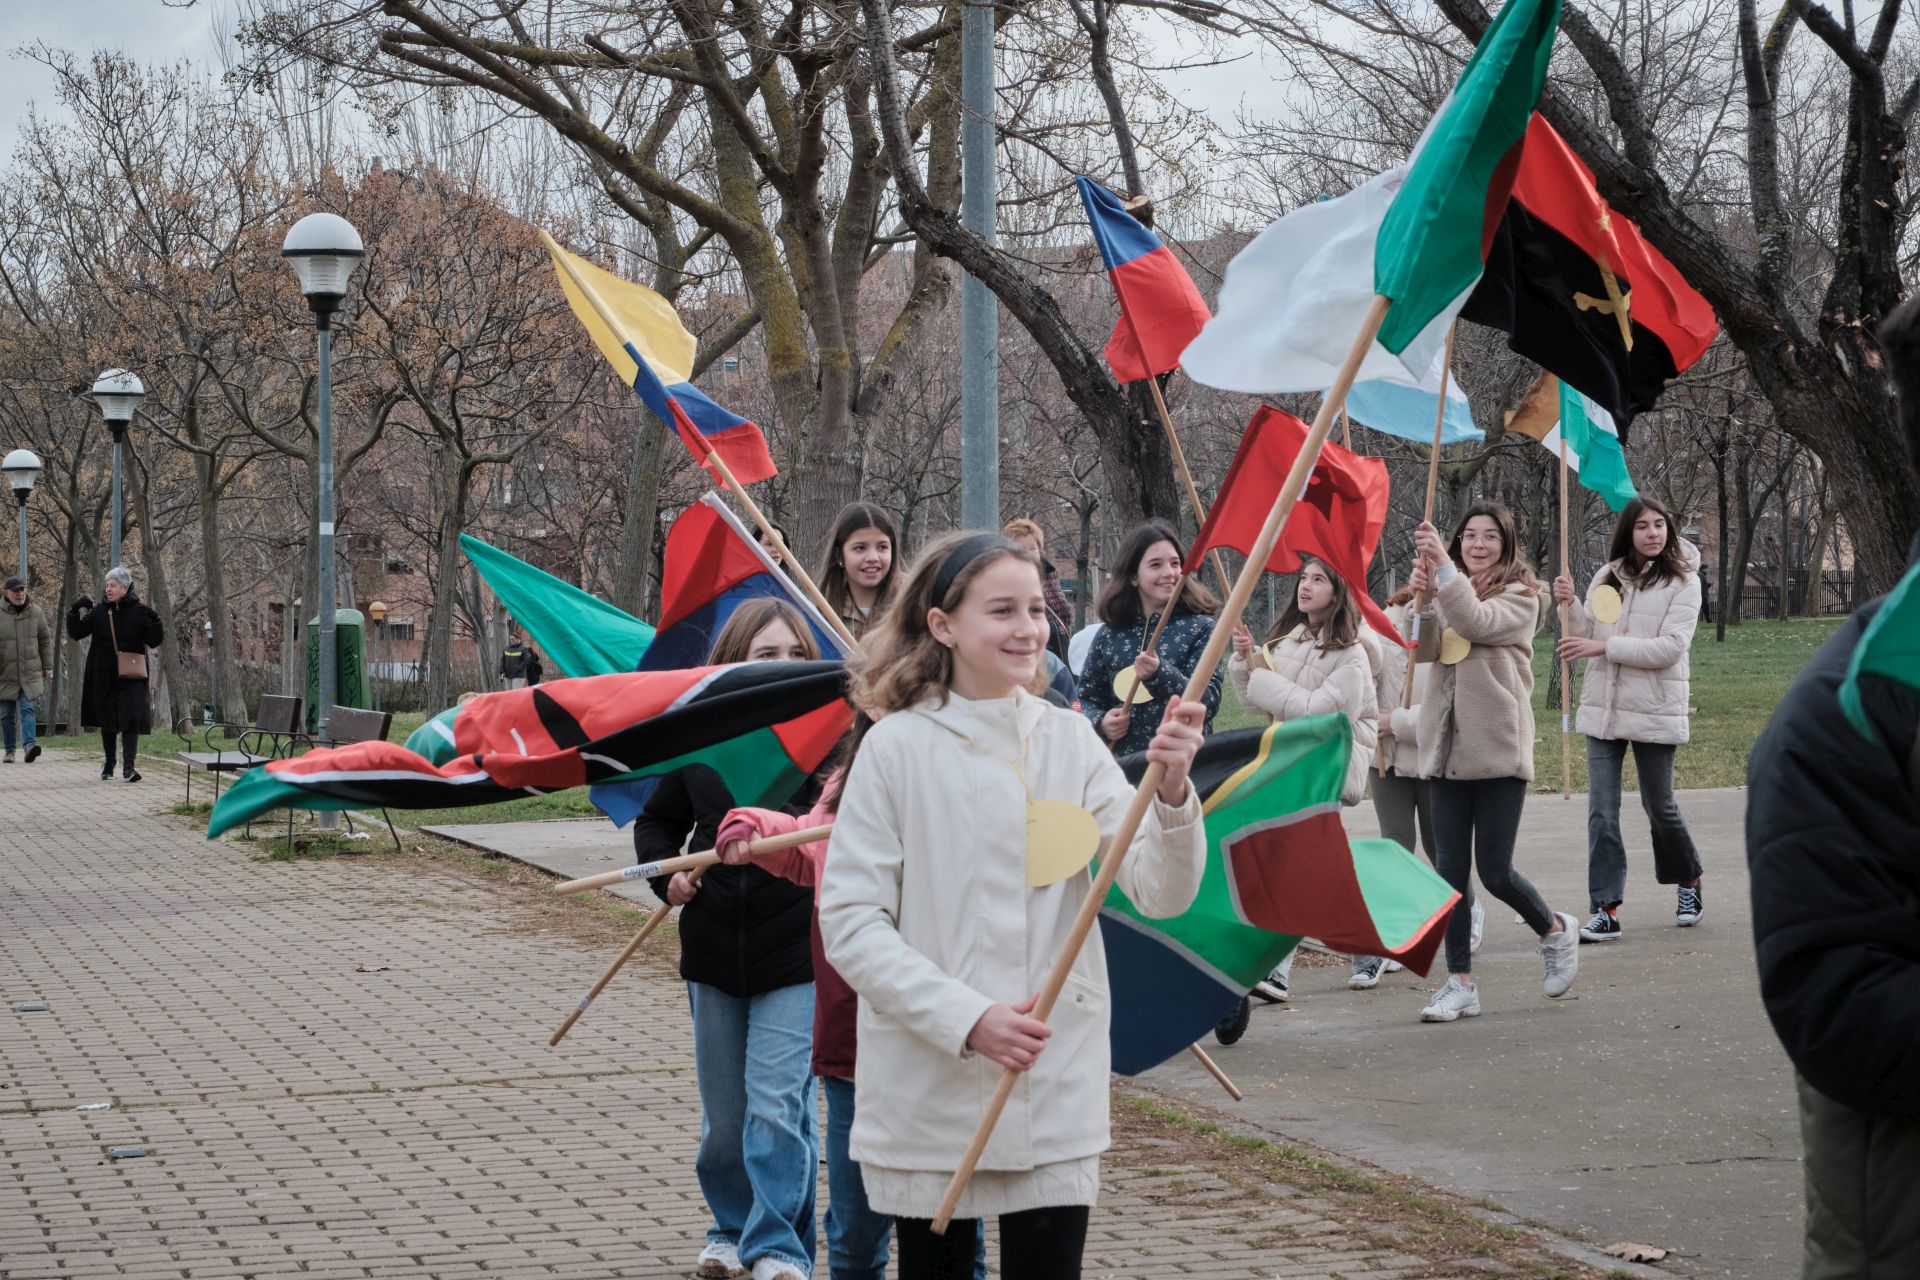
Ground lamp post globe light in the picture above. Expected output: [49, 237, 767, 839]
[282, 212, 365, 749]
[368, 600, 387, 713]
[4, 447, 42, 582]
[89, 369, 144, 567]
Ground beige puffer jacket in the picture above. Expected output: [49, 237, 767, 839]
[1565, 540, 1702, 745]
[1372, 601, 1432, 778]
[1230, 623, 1379, 805]
[1415, 571, 1542, 782]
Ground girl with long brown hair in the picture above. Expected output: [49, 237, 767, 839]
[1408, 503, 1581, 1023]
[817, 503, 901, 640]
[1553, 496, 1706, 939]
[816, 531, 1206, 1280]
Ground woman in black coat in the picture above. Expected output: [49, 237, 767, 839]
[66, 566, 164, 782]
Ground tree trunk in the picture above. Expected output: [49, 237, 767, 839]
[195, 458, 246, 723]
[1074, 496, 1097, 630]
[1803, 485, 1841, 617]
[1776, 485, 1793, 621]
[425, 454, 475, 711]
[612, 421, 672, 618]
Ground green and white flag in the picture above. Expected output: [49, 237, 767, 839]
[1184, 0, 1560, 393]
[1507, 372, 1636, 510]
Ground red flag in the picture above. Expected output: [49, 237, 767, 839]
[1189, 407, 1407, 647]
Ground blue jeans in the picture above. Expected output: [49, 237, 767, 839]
[1586, 737, 1703, 910]
[821, 1075, 985, 1280]
[689, 981, 819, 1276]
[1, 697, 34, 751]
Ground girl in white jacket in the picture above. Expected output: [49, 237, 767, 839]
[1228, 557, 1385, 990]
[1552, 496, 1706, 940]
[818, 531, 1207, 1280]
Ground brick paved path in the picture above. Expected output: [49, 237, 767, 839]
[1, 756, 1570, 1278]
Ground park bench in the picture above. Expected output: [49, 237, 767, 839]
[312, 705, 401, 852]
[178, 694, 306, 810]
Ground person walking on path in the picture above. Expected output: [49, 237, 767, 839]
[641, 598, 822, 1280]
[818, 532, 1206, 1280]
[1, 576, 53, 764]
[66, 566, 163, 783]
[1553, 497, 1706, 942]
[1078, 521, 1222, 758]
[817, 503, 900, 642]
[1229, 556, 1385, 992]
[1002, 517, 1073, 662]
[1748, 295, 1920, 1280]
[499, 633, 535, 689]
[1408, 506, 1580, 1023]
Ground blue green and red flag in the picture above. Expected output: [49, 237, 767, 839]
[1074, 175, 1212, 384]
[208, 663, 852, 837]
[1106, 719, 1458, 1074]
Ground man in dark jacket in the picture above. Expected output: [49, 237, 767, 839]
[1748, 296, 1920, 1280]
[499, 632, 534, 689]
[2, 576, 53, 763]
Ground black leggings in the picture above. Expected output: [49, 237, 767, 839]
[102, 728, 140, 774]
[896, 1205, 1090, 1280]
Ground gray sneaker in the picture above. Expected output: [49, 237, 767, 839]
[1348, 956, 1386, 989]
[1540, 911, 1580, 998]
[2, 750, 12, 763]
[1420, 976, 1481, 1022]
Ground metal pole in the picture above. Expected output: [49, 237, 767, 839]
[109, 432, 124, 567]
[16, 495, 27, 583]
[316, 325, 338, 753]
[959, 0, 999, 530]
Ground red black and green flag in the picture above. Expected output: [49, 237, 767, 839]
[1461, 114, 1718, 428]
[207, 664, 853, 837]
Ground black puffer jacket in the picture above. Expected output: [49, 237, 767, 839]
[1748, 534, 1920, 1278]
[638, 764, 814, 998]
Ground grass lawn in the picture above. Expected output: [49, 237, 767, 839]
[1215, 617, 1842, 794]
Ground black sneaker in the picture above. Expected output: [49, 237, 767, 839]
[24, 744, 39, 763]
[1579, 908, 1622, 943]
[101, 764, 114, 781]
[124, 769, 142, 784]
[1676, 884, 1703, 927]
[1214, 995, 1251, 1046]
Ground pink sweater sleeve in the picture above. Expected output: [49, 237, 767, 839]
[724, 802, 833, 888]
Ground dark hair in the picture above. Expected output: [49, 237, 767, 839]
[1266, 555, 1361, 650]
[707, 598, 820, 665]
[1876, 292, 1920, 481]
[817, 502, 901, 626]
[1600, 497, 1689, 591]
[1095, 520, 1220, 629]
[1447, 502, 1541, 599]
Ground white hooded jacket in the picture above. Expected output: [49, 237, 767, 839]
[1564, 540, 1703, 746]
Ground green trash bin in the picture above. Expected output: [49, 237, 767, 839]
[305, 608, 368, 732]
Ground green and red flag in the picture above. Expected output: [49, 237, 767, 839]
[207, 664, 852, 837]
[1461, 114, 1719, 426]
[1106, 718, 1458, 1074]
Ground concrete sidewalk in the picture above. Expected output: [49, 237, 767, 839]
[3, 755, 1628, 1278]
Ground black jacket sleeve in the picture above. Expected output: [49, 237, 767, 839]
[66, 600, 94, 641]
[136, 604, 164, 649]
[635, 769, 699, 901]
[1748, 618, 1920, 1117]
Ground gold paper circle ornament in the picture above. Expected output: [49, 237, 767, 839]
[1111, 669, 1154, 705]
[1025, 800, 1103, 887]
[1589, 584, 1624, 624]
[1438, 628, 1472, 665]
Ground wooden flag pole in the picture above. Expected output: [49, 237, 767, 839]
[931, 294, 1393, 1233]
[549, 887, 688, 1046]
[1187, 1043, 1242, 1100]
[554, 824, 833, 896]
[1144, 377, 1233, 598]
[1116, 579, 1185, 710]
[1558, 436, 1573, 800]
[1400, 321, 1459, 716]
[537, 230, 859, 651]
[1340, 406, 1354, 453]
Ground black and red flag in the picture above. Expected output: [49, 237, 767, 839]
[1460, 114, 1718, 428]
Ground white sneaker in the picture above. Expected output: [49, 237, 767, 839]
[750, 1259, 806, 1280]
[1420, 976, 1481, 1022]
[696, 1242, 747, 1278]
[1348, 956, 1386, 989]
[1469, 899, 1485, 953]
[1540, 911, 1580, 998]
[1250, 980, 1290, 1003]
[1381, 958, 1404, 974]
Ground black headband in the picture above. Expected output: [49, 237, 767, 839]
[931, 533, 1018, 608]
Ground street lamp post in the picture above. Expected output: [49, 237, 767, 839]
[203, 619, 215, 724]
[3, 449, 41, 583]
[282, 212, 365, 750]
[368, 600, 387, 714]
[89, 371, 144, 567]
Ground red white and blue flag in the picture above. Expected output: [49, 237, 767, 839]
[1074, 176, 1212, 384]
